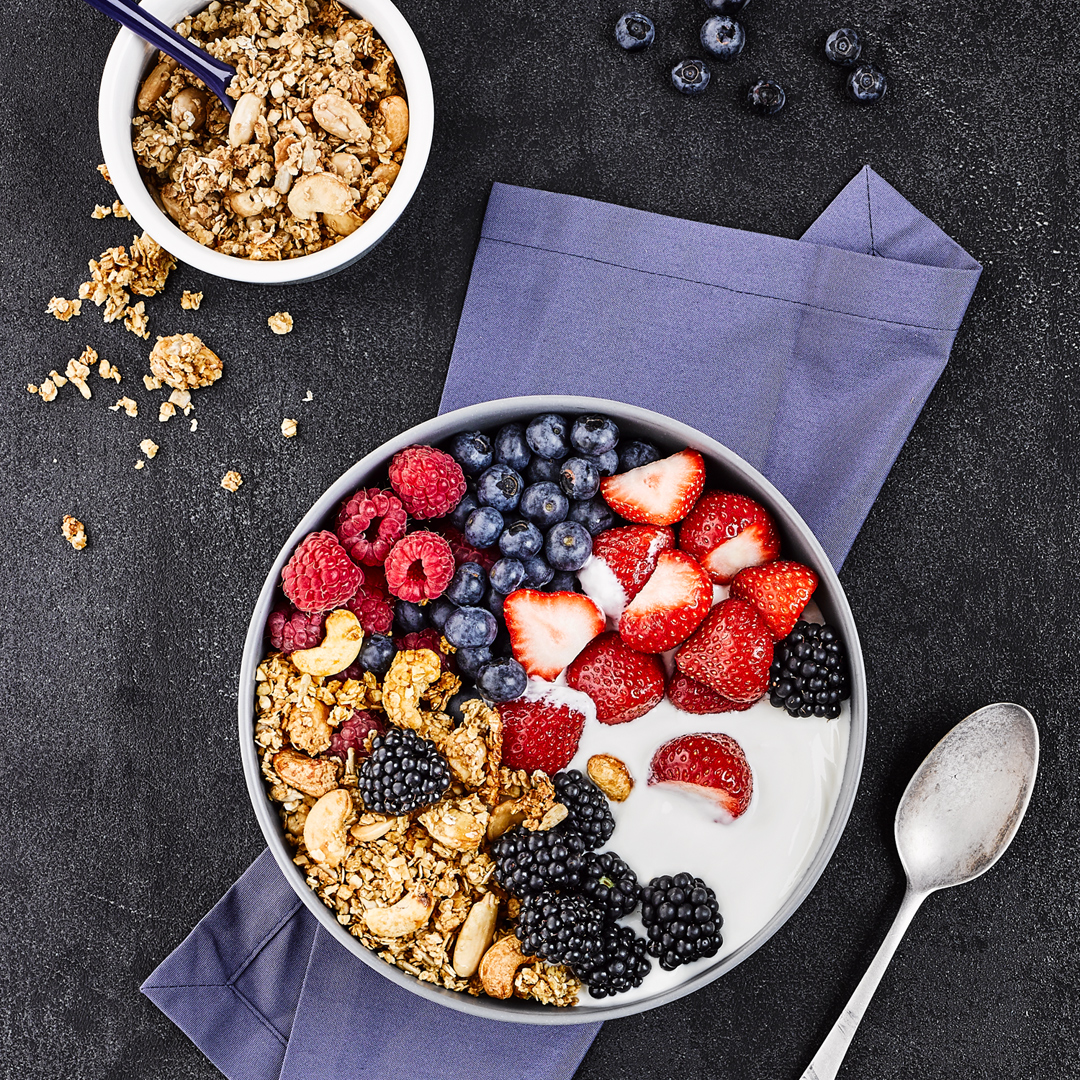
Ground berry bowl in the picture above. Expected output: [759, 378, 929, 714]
[238, 395, 867, 1023]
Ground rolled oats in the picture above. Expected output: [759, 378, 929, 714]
[149, 333, 223, 390]
[281, 417, 298, 438]
[47, 297, 81, 321]
[111, 397, 139, 417]
[268, 311, 294, 334]
[62, 515, 87, 550]
[140, 438, 159, 459]
[221, 469, 243, 492]
[181, 290, 203, 310]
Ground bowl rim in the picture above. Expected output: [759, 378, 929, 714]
[97, 0, 434, 284]
[237, 394, 867, 1024]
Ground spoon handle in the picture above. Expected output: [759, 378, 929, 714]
[80, 0, 235, 111]
[798, 887, 927, 1080]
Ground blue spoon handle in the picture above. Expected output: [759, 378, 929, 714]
[82, 0, 236, 111]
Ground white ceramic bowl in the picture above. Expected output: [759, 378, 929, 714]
[238, 396, 868, 1024]
[97, 0, 434, 284]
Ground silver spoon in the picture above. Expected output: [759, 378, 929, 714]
[800, 702, 1039, 1080]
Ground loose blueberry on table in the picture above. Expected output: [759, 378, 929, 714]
[257, 408, 851, 1006]
[847, 62, 887, 103]
[614, 11, 655, 51]
[748, 77, 786, 115]
[824, 27, 862, 66]
[700, 15, 746, 61]
[671, 58, 712, 95]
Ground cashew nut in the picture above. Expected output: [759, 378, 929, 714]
[285, 697, 332, 755]
[291, 609, 363, 677]
[485, 800, 526, 840]
[171, 88, 208, 131]
[379, 96, 409, 151]
[418, 805, 484, 851]
[287, 172, 356, 221]
[370, 161, 401, 186]
[452, 894, 499, 977]
[350, 816, 396, 842]
[331, 152, 363, 184]
[228, 92, 264, 146]
[137, 60, 176, 112]
[273, 748, 340, 797]
[323, 210, 364, 237]
[158, 183, 189, 226]
[478, 935, 527, 999]
[362, 883, 435, 938]
[587, 753, 634, 802]
[303, 788, 353, 866]
[313, 93, 371, 143]
[229, 188, 271, 218]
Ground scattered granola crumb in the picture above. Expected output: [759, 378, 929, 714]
[281, 417, 298, 438]
[47, 297, 82, 321]
[66, 354, 92, 400]
[62, 515, 87, 551]
[110, 397, 138, 418]
[39, 379, 58, 403]
[169, 388, 193, 413]
[181, 290, 203, 311]
[79, 232, 176, 324]
[113, 201, 131, 219]
[268, 311, 294, 335]
[140, 438, 159, 459]
[98, 358, 122, 382]
[159, 401, 177, 422]
[92, 204, 112, 219]
[49, 370, 68, 387]
[149, 333, 223, 390]
[97, 163, 112, 184]
[124, 301, 151, 339]
[221, 470, 243, 492]
[303, 389, 313, 402]
[135, 459, 145, 470]
[143, 373, 163, 391]
[190, 418, 199, 432]
[27, 384, 38, 395]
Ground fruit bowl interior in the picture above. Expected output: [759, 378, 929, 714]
[238, 395, 867, 1024]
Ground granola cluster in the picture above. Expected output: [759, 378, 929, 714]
[254, 644, 581, 1006]
[132, 0, 409, 261]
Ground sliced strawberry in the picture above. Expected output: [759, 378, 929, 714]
[588, 524, 676, 610]
[679, 491, 781, 585]
[667, 670, 754, 715]
[566, 631, 665, 725]
[504, 589, 605, 680]
[599, 449, 706, 527]
[648, 732, 753, 822]
[500, 697, 586, 774]
[618, 550, 713, 653]
[675, 598, 773, 703]
[730, 560, 818, 640]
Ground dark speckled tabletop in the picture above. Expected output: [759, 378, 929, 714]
[1, 0, 1077, 1077]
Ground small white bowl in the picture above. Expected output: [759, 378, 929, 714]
[97, 0, 434, 284]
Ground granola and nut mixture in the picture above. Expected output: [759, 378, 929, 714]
[132, 0, 409, 261]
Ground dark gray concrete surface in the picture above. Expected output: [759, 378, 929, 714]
[1, 0, 1077, 1076]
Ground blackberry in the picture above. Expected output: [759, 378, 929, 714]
[553, 770, 615, 847]
[516, 892, 605, 971]
[640, 873, 723, 971]
[491, 825, 588, 897]
[768, 620, 850, 719]
[580, 850, 640, 919]
[580, 923, 651, 998]
[357, 728, 451, 814]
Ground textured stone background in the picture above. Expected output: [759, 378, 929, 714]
[1, 0, 1077, 1077]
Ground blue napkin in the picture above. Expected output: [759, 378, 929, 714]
[143, 166, 981, 1079]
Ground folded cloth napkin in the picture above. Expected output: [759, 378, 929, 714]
[143, 166, 981, 1080]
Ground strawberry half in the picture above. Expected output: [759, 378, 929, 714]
[667, 670, 754, 715]
[679, 491, 781, 585]
[618, 550, 713, 653]
[504, 589, 605, 681]
[648, 732, 753, 822]
[585, 525, 677, 617]
[599, 449, 705, 527]
[566, 631, 665, 725]
[499, 697, 586, 774]
[675, 598, 773, 703]
[730, 560, 818, 640]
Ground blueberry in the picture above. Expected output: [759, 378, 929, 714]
[429, 596, 458, 632]
[447, 690, 485, 725]
[477, 464, 524, 513]
[847, 63, 886, 103]
[582, 449, 619, 476]
[523, 555, 554, 588]
[493, 422, 532, 472]
[700, 16, 744, 60]
[490, 557, 527, 594]
[671, 58, 711, 95]
[444, 605, 499, 648]
[526, 413, 571, 460]
[705, 0, 749, 12]
[499, 519, 544, 559]
[567, 496, 615, 535]
[449, 490, 480, 531]
[571, 414, 620, 456]
[477, 657, 529, 702]
[559, 457, 601, 500]
[448, 430, 493, 475]
[525, 456, 563, 485]
[464, 506, 505, 549]
[358, 632, 396, 676]
[520, 481, 570, 528]
[486, 588, 510, 618]
[824, 27, 861, 66]
[547, 570, 579, 593]
[615, 12, 654, 51]
[618, 439, 661, 472]
[395, 600, 428, 634]
[748, 78, 785, 115]
[545, 520, 593, 571]
[456, 644, 494, 679]
[446, 561, 487, 606]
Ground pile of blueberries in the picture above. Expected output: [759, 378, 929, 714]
[615, 1, 887, 111]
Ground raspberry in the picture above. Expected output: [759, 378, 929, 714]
[335, 488, 408, 566]
[327, 710, 386, 762]
[384, 531, 455, 602]
[394, 628, 454, 672]
[345, 564, 395, 634]
[281, 531, 363, 613]
[388, 445, 467, 520]
[267, 606, 325, 652]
